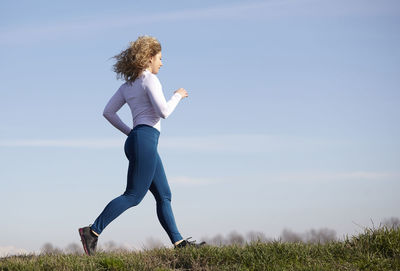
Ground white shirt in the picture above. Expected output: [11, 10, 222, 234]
[103, 70, 183, 135]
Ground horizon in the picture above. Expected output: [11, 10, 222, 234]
[2, 216, 399, 257]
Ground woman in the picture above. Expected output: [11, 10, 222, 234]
[79, 36, 204, 256]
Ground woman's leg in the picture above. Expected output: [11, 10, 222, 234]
[91, 127, 159, 235]
[149, 152, 183, 244]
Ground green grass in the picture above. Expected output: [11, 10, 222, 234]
[1, 226, 399, 271]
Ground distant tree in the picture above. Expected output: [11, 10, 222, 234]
[280, 228, 336, 244]
[203, 231, 271, 246]
[281, 229, 303, 243]
[64, 243, 81, 254]
[209, 234, 225, 246]
[246, 231, 271, 243]
[143, 237, 164, 249]
[304, 228, 336, 244]
[203, 233, 235, 246]
[96, 240, 129, 252]
[227, 231, 245, 245]
[41, 243, 62, 254]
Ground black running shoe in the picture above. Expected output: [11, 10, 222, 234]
[175, 237, 206, 248]
[78, 226, 98, 256]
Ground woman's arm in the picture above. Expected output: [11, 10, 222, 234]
[145, 74, 183, 119]
[103, 87, 132, 135]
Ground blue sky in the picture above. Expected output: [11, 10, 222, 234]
[1, 0, 399, 255]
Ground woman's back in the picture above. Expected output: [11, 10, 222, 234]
[121, 70, 162, 130]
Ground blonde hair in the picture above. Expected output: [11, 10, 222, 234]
[113, 36, 161, 82]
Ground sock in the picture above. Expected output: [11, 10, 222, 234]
[90, 229, 99, 238]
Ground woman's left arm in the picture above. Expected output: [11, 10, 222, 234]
[103, 87, 132, 135]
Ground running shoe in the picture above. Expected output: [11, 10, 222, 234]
[174, 237, 206, 248]
[78, 226, 98, 256]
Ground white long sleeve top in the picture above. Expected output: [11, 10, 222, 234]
[103, 70, 183, 135]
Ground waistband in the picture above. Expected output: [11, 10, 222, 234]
[132, 124, 160, 136]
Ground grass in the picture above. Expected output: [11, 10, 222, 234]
[1, 226, 399, 271]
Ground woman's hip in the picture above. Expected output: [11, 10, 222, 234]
[124, 124, 160, 159]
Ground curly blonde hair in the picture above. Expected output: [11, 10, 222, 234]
[113, 36, 161, 82]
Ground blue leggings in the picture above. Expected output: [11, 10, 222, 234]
[90, 124, 183, 244]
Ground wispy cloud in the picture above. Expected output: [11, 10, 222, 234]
[0, 1, 271, 45]
[159, 133, 343, 154]
[1, 0, 398, 45]
[0, 138, 121, 148]
[263, 171, 400, 184]
[0, 133, 342, 152]
[167, 170, 400, 186]
[169, 175, 224, 186]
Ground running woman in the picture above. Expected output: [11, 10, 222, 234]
[79, 36, 205, 255]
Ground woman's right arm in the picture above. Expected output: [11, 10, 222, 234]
[103, 87, 132, 135]
[145, 74, 186, 119]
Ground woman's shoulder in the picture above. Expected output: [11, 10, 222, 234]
[117, 81, 131, 91]
[141, 70, 161, 87]
[142, 69, 159, 80]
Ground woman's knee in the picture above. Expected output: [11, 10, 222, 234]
[158, 190, 172, 203]
[122, 191, 145, 207]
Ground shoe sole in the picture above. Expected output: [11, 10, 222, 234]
[78, 228, 90, 256]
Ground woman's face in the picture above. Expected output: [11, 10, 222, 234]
[149, 51, 163, 74]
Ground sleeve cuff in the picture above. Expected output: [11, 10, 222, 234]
[174, 92, 183, 100]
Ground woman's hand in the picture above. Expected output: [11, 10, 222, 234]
[174, 88, 188, 99]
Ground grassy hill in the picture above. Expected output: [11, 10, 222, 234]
[1, 226, 399, 271]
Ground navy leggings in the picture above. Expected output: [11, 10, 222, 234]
[90, 124, 183, 244]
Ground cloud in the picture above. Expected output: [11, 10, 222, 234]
[259, 171, 400, 184]
[0, 133, 341, 153]
[160, 133, 343, 154]
[169, 175, 223, 186]
[162, 170, 400, 186]
[0, 138, 121, 148]
[1, 0, 398, 45]
[0, 1, 271, 45]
